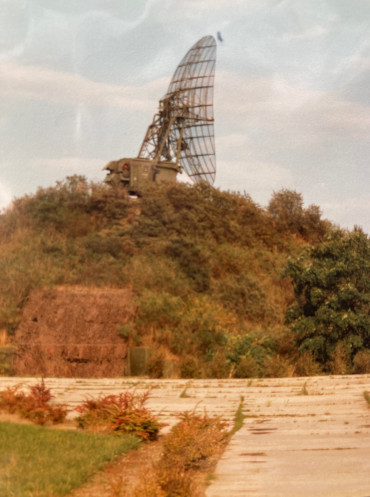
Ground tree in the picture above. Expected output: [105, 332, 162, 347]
[268, 189, 304, 234]
[268, 189, 328, 241]
[284, 229, 370, 369]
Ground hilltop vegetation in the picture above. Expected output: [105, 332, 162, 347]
[0, 175, 368, 377]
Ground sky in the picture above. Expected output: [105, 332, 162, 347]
[0, 0, 369, 232]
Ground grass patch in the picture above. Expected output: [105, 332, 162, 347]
[179, 385, 191, 398]
[0, 421, 140, 497]
[230, 396, 245, 435]
[364, 391, 370, 406]
[299, 382, 309, 396]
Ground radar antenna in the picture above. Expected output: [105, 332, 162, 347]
[104, 35, 217, 192]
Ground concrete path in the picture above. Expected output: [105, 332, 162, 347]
[1, 375, 369, 496]
[206, 375, 370, 497]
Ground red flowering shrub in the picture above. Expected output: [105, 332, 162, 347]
[75, 390, 160, 441]
[0, 379, 67, 425]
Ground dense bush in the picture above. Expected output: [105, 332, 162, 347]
[162, 411, 228, 469]
[268, 188, 329, 242]
[284, 228, 370, 372]
[1, 175, 354, 379]
[0, 379, 67, 425]
[75, 390, 160, 440]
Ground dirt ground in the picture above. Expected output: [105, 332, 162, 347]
[12, 286, 135, 377]
[69, 438, 164, 497]
[67, 435, 225, 497]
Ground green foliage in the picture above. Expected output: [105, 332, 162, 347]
[215, 273, 270, 321]
[353, 350, 370, 374]
[136, 290, 185, 331]
[0, 379, 67, 425]
[133, 182, 278, 247]
[0, 176, 340, 379]
[5, 176, 130, 236]
[132, 291, 229, 376]
[262, 354, 294, 378]
[0, 345, 16, 375]
[166, 237, 211, 292]
[294, 351, 323, 376]
[231, 396, 245, 434]
[268, 189, 304, 232]
[75, 390, 160, 441]
[145, 349, 166, 378]
[227, 330, 280, 376]
[117, 323, 135, 340]
[0, 421, 139, 497]
[268, 188, 328, 242]
[284, 229, 370, 371]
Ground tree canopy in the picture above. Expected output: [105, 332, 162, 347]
[284, 229, 370, 371]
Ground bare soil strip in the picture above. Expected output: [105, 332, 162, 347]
[69, 439, 163, 497]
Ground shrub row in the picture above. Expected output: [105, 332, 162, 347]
[0, 381, 160, 440]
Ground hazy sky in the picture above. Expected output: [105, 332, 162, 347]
[1, 0, 369, 232]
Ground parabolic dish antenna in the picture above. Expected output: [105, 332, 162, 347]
[104, 35, 217, 193]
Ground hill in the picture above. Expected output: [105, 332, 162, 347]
[0, 176, 368, 377]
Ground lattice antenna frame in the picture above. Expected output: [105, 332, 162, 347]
[138, 35, 217, 185]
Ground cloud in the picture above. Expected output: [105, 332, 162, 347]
[216, 133, 250, 150]
[282, 24, 328, 41]
[30, 156, 105, 175]
[321, 195, 370, 233]
[0, 180, 13, 210]
[0, 60, 163, 112]
[215, 157, 294, 205]
[178, 0, 245, 10]
[0, 0, 29, 60]
[216, 70, 370, 144]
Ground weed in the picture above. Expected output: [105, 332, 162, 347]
[180, 383, 192, 398]
[162, 411, 228, 470]
[0, 344, 15, 375]
[263, 355, 294, 378]
[205, 473, 216, 485]
[130, 410, 228, 497]
[294, 351, 323, 376]
[300, 382, 309, 396]
[234, 355, 259, 378]
[145, 350, 165, 378]
[75, 390, 160, 441]
[117, 324, 134, 340]
[353, 351, 370, 374]
[230, 396, 245, 435]
[364, 391, 370, 406]
[0, 379, 67, 425]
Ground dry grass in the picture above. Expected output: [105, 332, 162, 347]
[129, 411, 229, 497]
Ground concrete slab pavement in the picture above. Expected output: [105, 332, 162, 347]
[206, 375, 370, 497]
